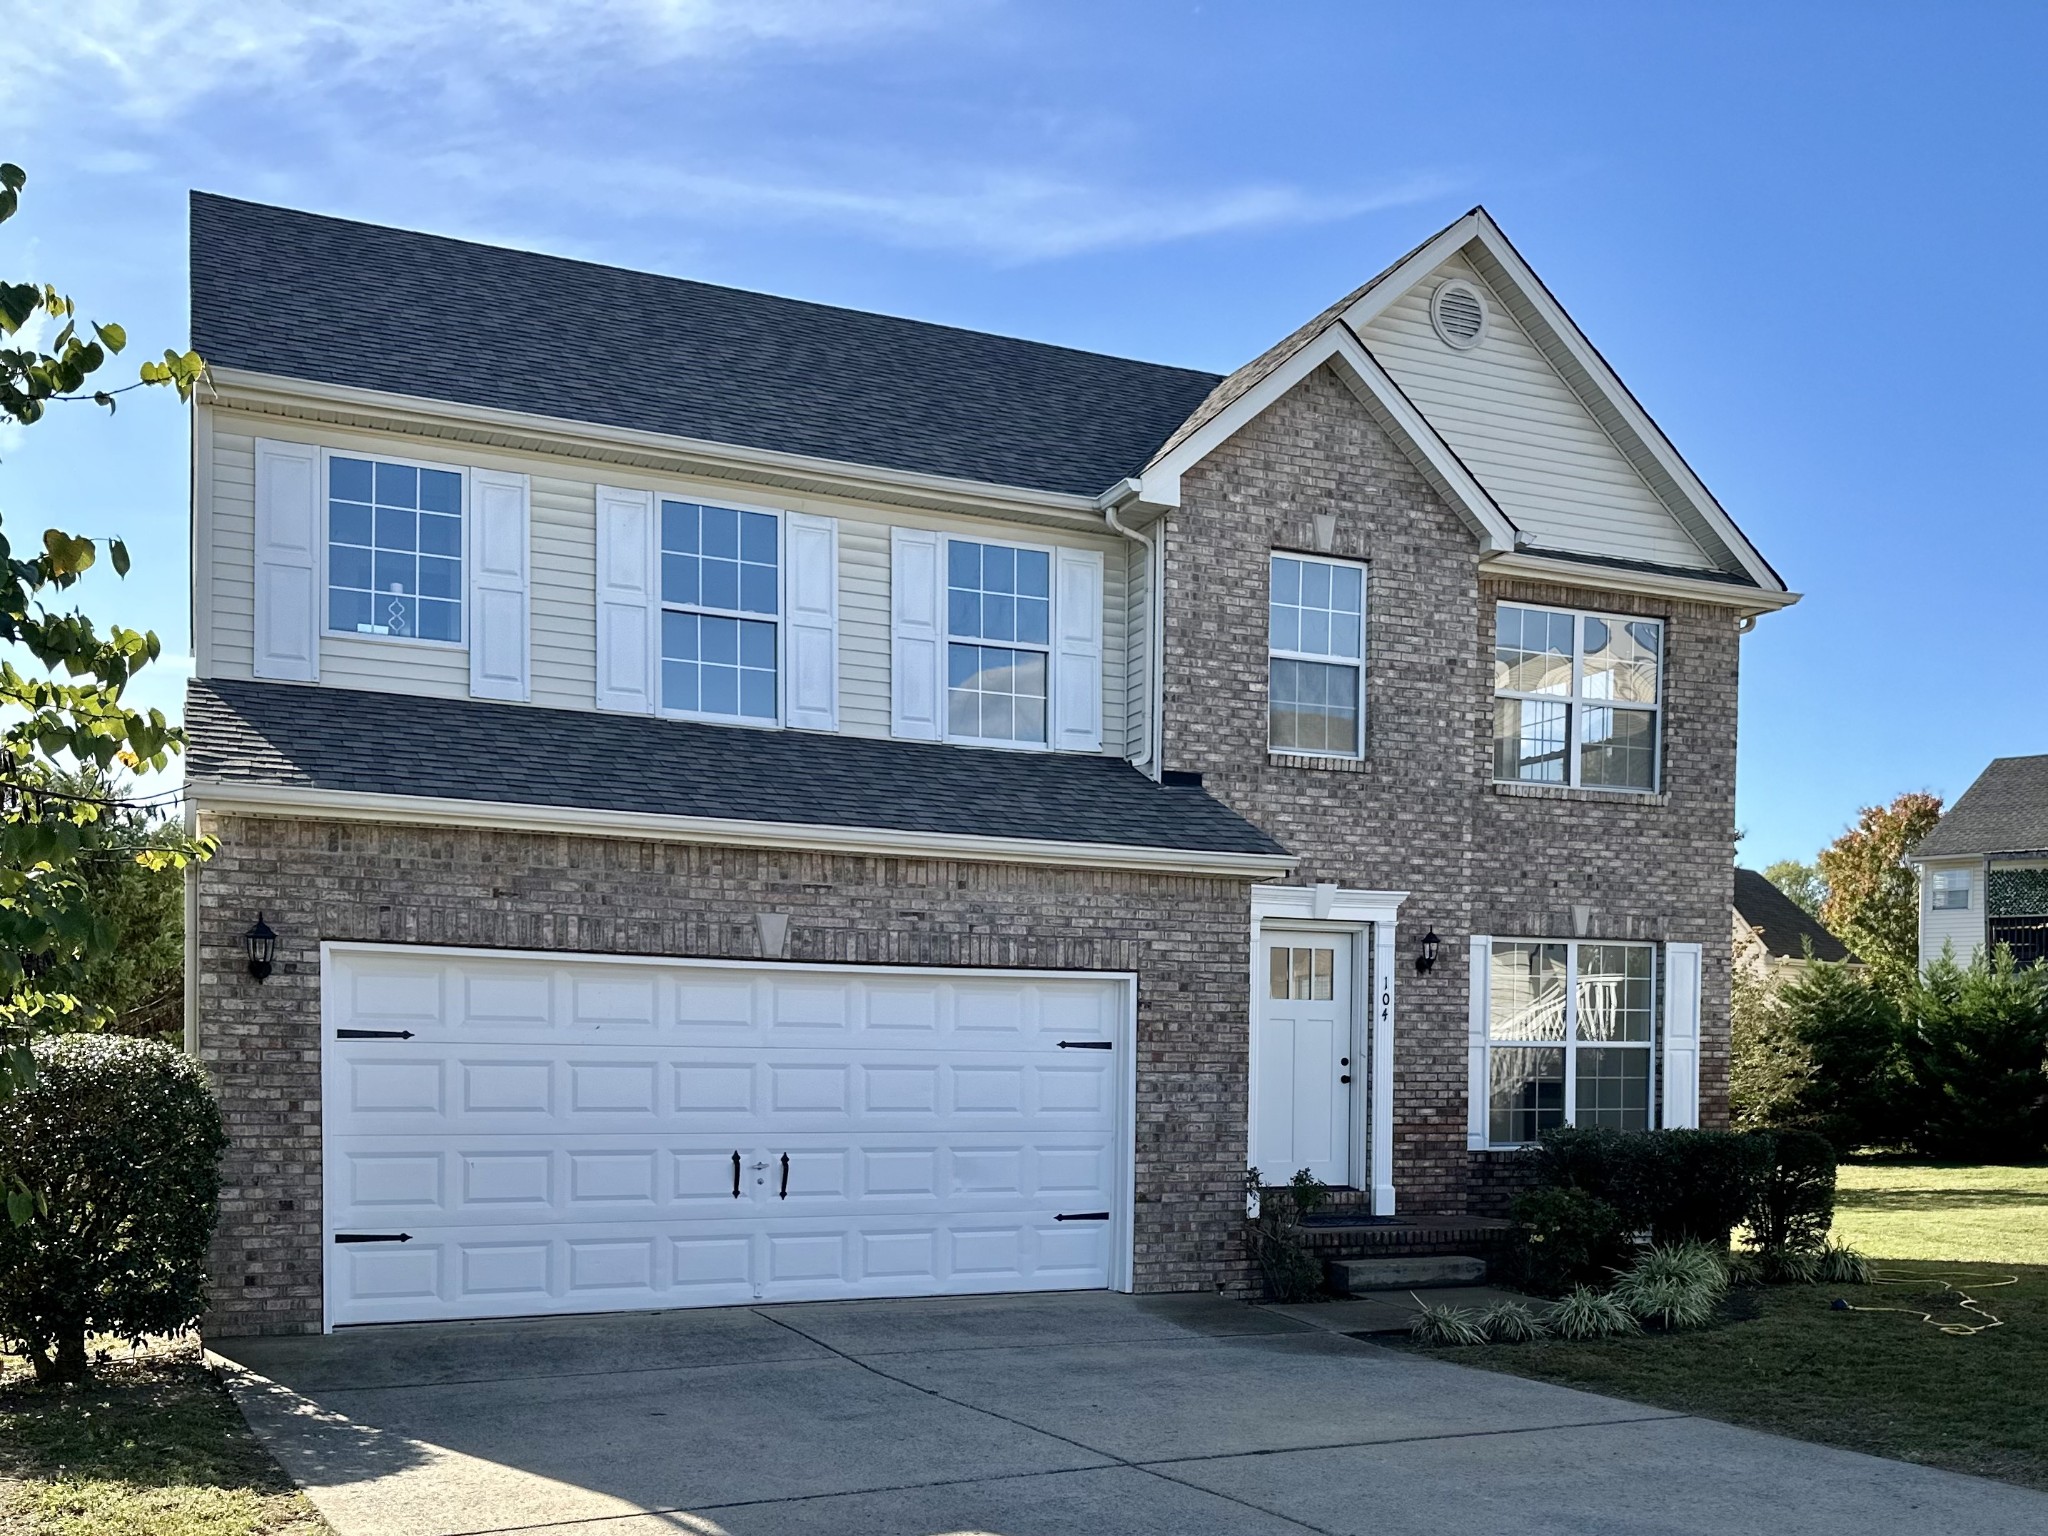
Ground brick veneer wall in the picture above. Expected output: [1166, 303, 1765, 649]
[193, 814, 1256, 1336]
[1164, 363, 1742, 1214]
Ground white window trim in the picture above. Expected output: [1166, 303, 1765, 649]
[1493, 601, 1664, 794]
[319, 447, 471, 651]
[1930, 868, 1973, 911]
[655, 495, 788, 731]
[1268, 551, 1367, 761]
[1480, 937, 1659, 1150]
[942, 531, 1059, 753]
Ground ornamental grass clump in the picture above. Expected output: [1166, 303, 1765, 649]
[1408, 1297, 1488, 1347]
[1818, 1240, 1874, 1285]
[1477, 1299, 1549, 1343]
[1546, 1285, 1640, 1341]
[1610, 1242, 1728, 1331]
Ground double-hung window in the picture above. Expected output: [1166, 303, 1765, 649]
[1931, 869, 1973, 910]
[947, 538, 1051, 746]
[327, 455, 464, 643]
[659, 499, 780, 723]
[1485, 940, 1656, 1146]
[1269, 553, 1365, 757]
[1494, 603, 1662, 791]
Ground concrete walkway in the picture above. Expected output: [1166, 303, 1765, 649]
[211, 1291, 2048, 1536]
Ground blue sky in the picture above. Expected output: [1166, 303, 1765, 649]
[5, 0, 2043, 866]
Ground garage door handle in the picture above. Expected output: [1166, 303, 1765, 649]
[334, 1232, 413, 1243]
[1057, 1040, 1112, 1050]
[336, 1029, 415, 1040]
[779, 1152, 790, 1200]
[1055, 1212, 1110, 1222]
[732, 1151, 742, 1199]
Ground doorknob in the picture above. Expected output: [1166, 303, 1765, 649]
[1341, 1075, 1352, 1084]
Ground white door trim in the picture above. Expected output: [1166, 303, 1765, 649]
[1249, 885, 1405, 1215]
[318, 940, 1139, 1330]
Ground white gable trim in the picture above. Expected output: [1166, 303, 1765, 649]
[1481, 550, 1799, 614]
[1342, 211, 1787, 595]
[1136, 325, 1519, 555]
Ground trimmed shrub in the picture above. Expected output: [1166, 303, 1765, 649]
[1609, 1243, 1728, 1330]
[1408, 1299, 1487, 1346]
[1744, 1128, 1838, 1256]
[1902, 947, 2048, 1161]
[1530, 1127, 1769, 1247]
[1477, 1300, 1548, 1343]
[1547, 1285, 1640, 1341]
[0, 1036, 227, 1383]
[1733, 959, 1905, 1153]
[1502, 1185, 1633, 1297]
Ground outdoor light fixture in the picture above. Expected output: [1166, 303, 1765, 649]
[1415, 929, 1440, 974]
[245, 914, 277, 982]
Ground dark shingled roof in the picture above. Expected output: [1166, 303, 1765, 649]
[190, 193, 1223, 500]
[184, 679, 1290, 860]
[1913, 755, 2048, 859]
[1732, 868, 1852, 964]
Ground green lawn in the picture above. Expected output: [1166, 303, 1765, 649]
[0, 1342, 327, 1536]
[1407, 1163, 2048, 1491]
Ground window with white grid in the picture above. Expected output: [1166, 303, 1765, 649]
[659, 499, 781, 723]
[1269, 553, 1364, 758]
[1486, 940, 1656, 1147]
[946, 538, 1052, 746]
[1494, 603, 1662, 791]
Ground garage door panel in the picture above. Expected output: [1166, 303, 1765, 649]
[325, 950, 1127, 1326]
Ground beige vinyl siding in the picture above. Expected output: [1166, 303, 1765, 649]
[199, 407, 1133, 754]
[1362, 254, 1712, 570]
[1919, 857, 1986, 970]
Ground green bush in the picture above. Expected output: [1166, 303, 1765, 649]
[1530, 1127, 1768, 1247]
[1244, 1167, 1330, 1302]
[1502, 1185, 1632, 1296]
[0, 1036, 227, 1383]
[1733, 959, 1904, 1153]
[1609, 1242, 1728, 1330]
[1743, 1128, 1838, 1256]
[1477, 1299, 1548, 1342]
[1408, 1298, 1487, 1346]
[1546, 1285, 1640, 1340]
[1902, 947, 2048, 1161]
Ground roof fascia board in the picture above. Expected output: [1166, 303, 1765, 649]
[1479, 550, 1799, 613]
[205, 367, 1110, 528]
[1335, 211, 1486, 334]
[1135, 327, 1518, 553]
[1457, 214, 1785, 593]
[186, 779, 1299, 879]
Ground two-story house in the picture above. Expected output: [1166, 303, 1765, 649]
[183, 195, 1794, 1335]
[1910, 755, 2048, 971]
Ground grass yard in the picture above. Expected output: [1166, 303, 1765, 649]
[0, 1341, 327, 1536]
[1407, 1162, 2048, 1490]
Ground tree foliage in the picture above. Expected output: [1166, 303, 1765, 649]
[1762, 858, 1827, 918]
[1731, 957, 1904, 1152]
[0, 162, 210, 1058]
[1902, 946, 2048, 1161]
[1817, 791, 1943, 998]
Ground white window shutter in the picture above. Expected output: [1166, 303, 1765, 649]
[783, 512, 839, 731]
[594, 484, 656, 714]
[468, 469, 530, 701]
[891, 527, 942, 740]
[1662, 941, 1703, 1129]
[1467, 936, 1491, 1150]
[1052, 546, 1104, 753]
[252, 438, 321, 681]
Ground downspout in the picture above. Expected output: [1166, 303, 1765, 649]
[1101, 480, 1164, 781]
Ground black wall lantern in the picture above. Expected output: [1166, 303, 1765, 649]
[1415, 929, 1440, 974]
[245, 914, 277, 982]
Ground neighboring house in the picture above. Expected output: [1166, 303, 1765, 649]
[1909, 755, 2048, 971]
[182, 195, 1795, 1336]
[1731, 866, 1853, 977]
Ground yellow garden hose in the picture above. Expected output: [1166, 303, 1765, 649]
[1832, 1268, 2018, 1336]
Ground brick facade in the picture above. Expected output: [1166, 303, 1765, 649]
[193, 815, 1257, 1336]
[1164, 363, 1740, 1214]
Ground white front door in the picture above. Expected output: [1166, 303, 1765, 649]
[1254, 932, 1355, 1186]
[322, 944, 1129, 1327]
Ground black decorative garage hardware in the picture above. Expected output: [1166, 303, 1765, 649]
[334, 1233, 413, 1244]
[336, 1029, 414, 1040]
[1054, 1211, 1110, 1222]
[1057, 1040, 1112, 1050]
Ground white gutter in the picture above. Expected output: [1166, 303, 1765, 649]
[1100, 478, 1166, 781]
[186, 781, 1297, 879]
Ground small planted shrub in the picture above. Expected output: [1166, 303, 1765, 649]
[1502, 1185, 1632, 1297]
[1529, 1127, 1769, 1248]
[1818, 1241, 1874, 1285]
[0, 1036, 228, 1383]
[1758, 1246, 1823, 1285]
[1744, 1128, 1838, 1258]
[1477, 1300, 1548, 1343]
[1546, 1285, 1640, 1341]
[1609, 1243, 1728, 1331]
[1244, 1167, 1330, 1302]
[1408, 1298, 1488, 1347]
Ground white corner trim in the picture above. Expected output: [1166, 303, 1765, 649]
[1479, 550, 1801, 614]
[1253, 882, 1408, 926]
[187, 780, 1299, 879]
[1138, 326, 1518, 554]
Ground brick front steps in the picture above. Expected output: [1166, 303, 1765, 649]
[1294, 1200, 1515, 1293]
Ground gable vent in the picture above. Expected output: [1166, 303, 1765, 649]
[1430, 279, 1487, 350]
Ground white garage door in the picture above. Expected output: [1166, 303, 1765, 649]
[321, 945, 1131, 1327]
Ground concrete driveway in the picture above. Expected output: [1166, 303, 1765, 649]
[212, 1291, 2046, 1536]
